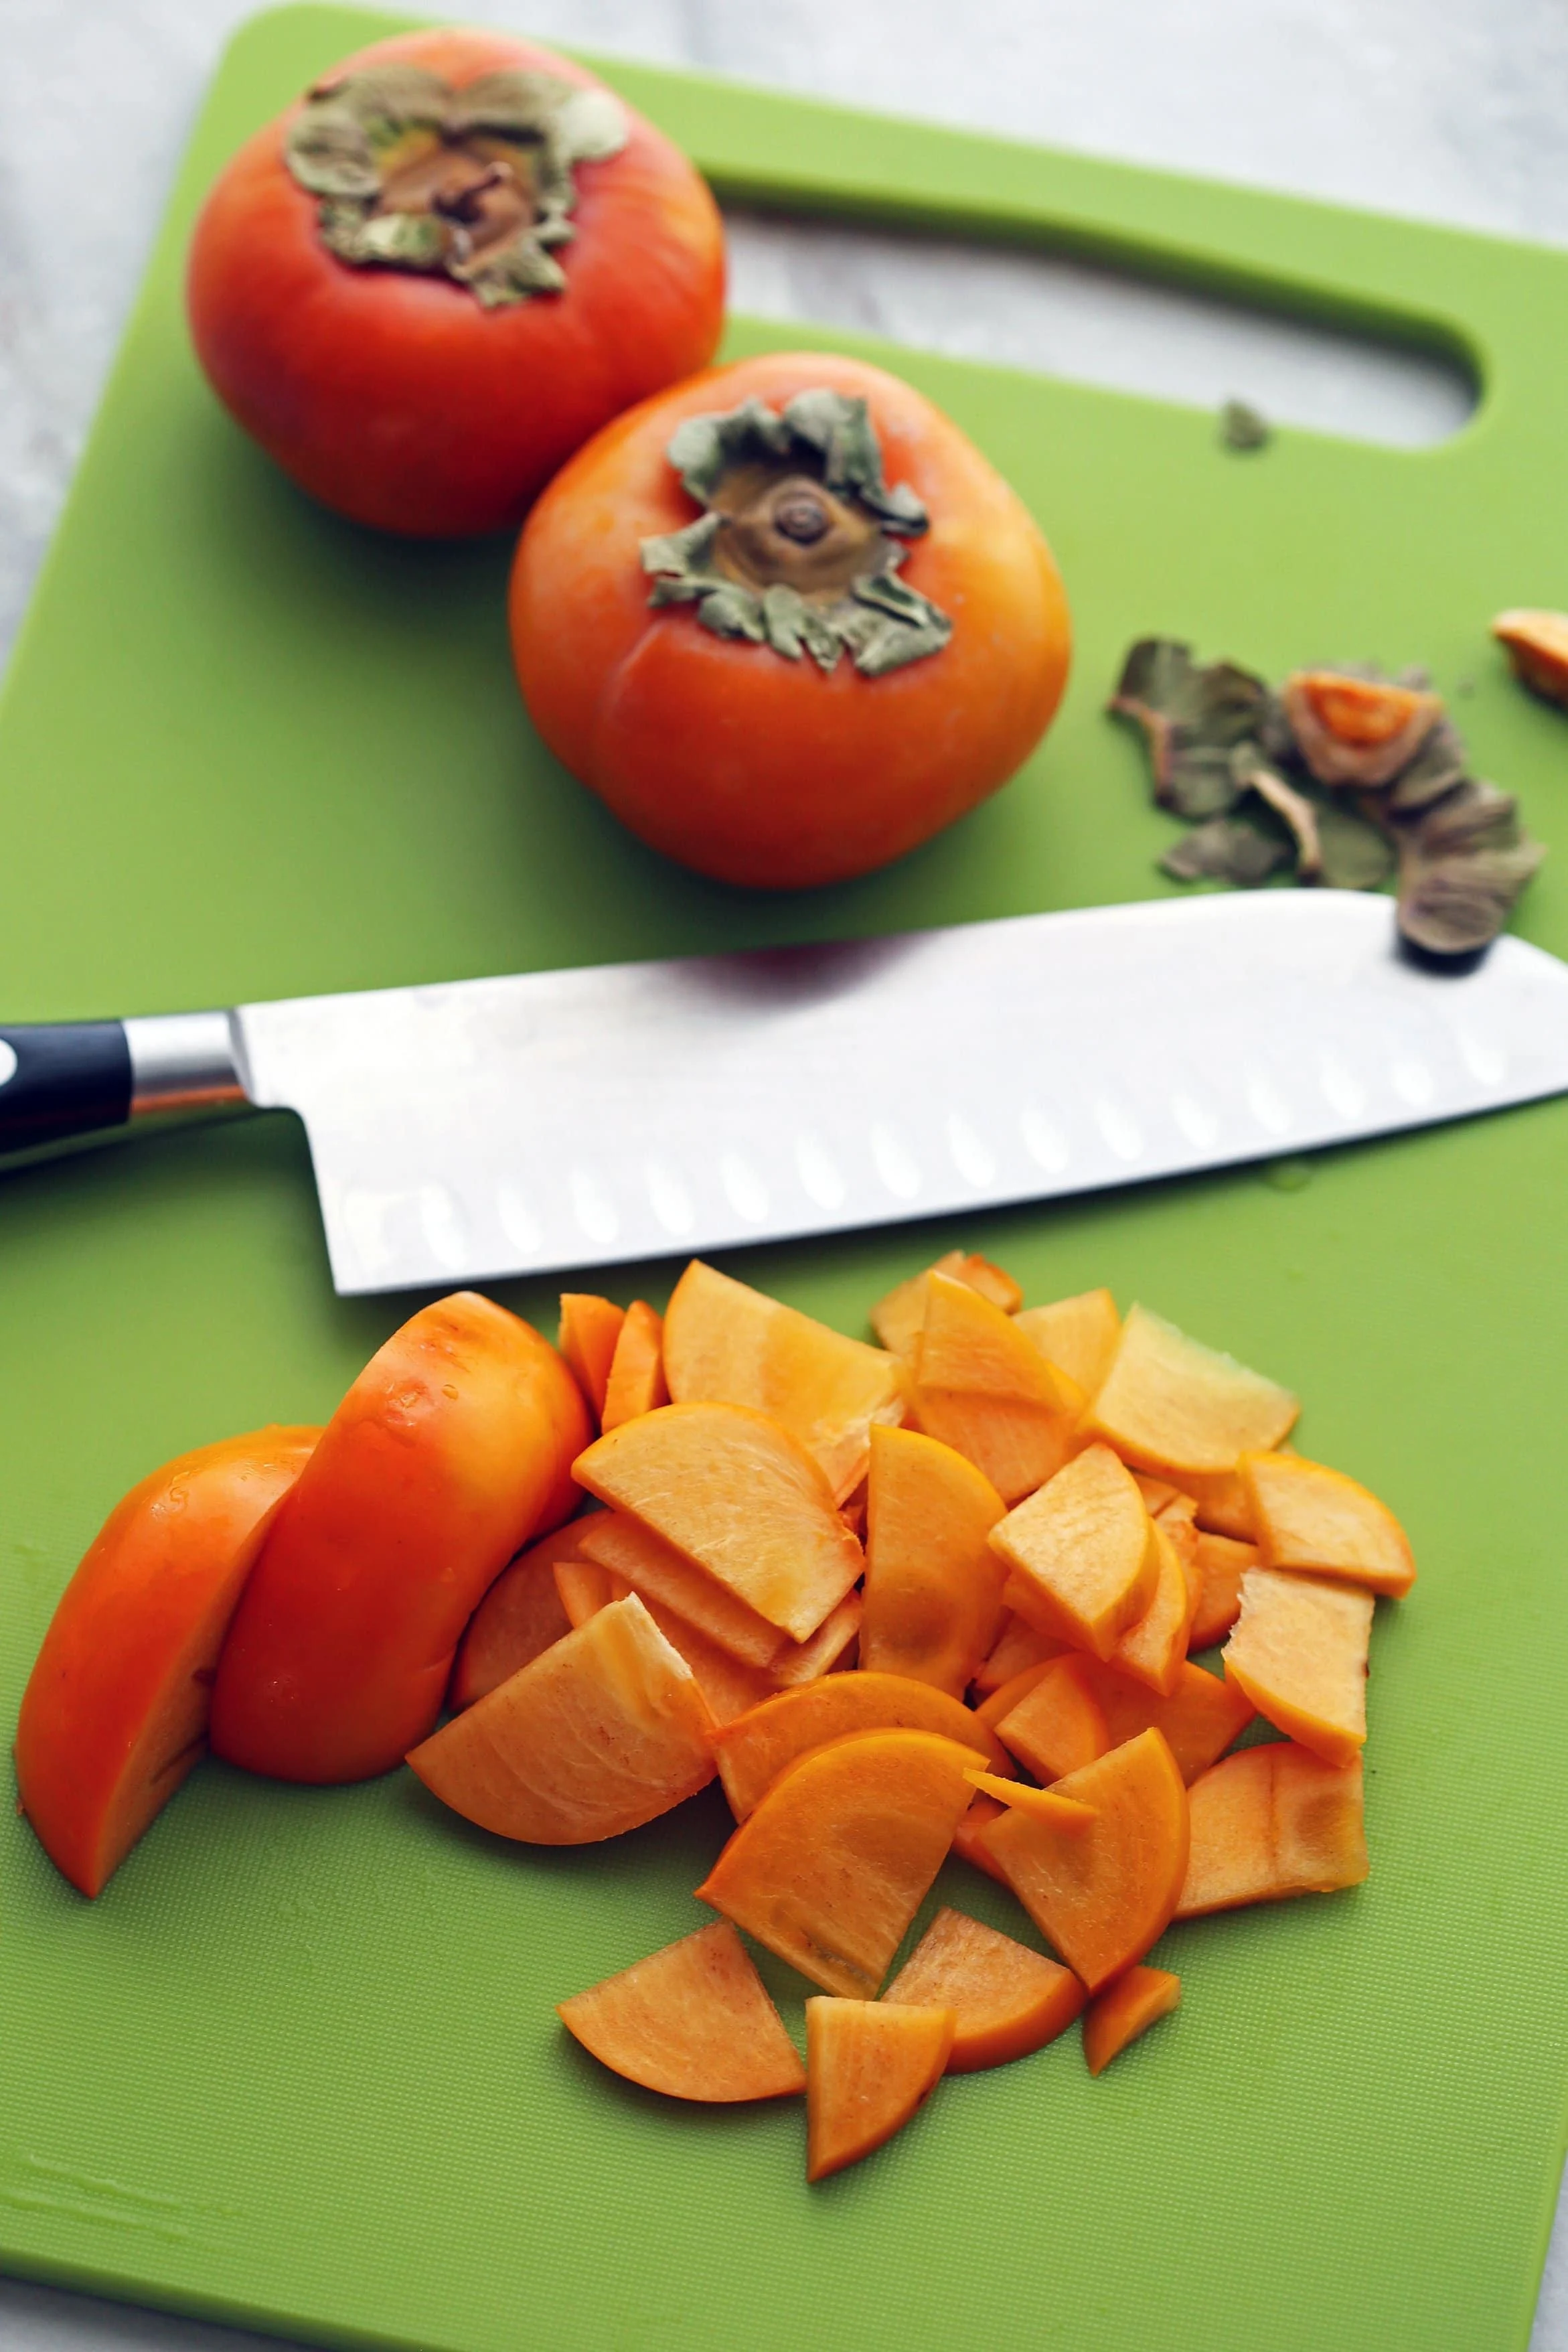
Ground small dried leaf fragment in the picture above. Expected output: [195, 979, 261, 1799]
[1160, 816, 1288, 887]
[1219, 399, 1270, 451]
[1396, 780, 1545, 958]
[1493, 609, 1568, 707]
[1110, 640, 1275, 820]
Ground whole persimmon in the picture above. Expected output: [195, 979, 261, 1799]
[187, 28, 725, 536]
[509, 352, 1071, 887]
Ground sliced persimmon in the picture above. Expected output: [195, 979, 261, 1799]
[994, 1655, 1109, 1781]
[558, 1921, 805, 2102]
[1109, 1520, 1198, 1696]
[971, 1611, 1065, 1696]
[406, 1593, 715, 1844]
[860, 1426, 1007, 1698]
[550, 1552, 778, 1727]
[911, 1273, 1081, 1505]
[664, 1259, 905, 1502]
[1187, 1532, 1258, 1650]
[871, 1250, 1022, 1360]
[1240, 1451, 1415, 1597]
[1177, 1745, 1367, 1917]
[559, 1293, 625, 1422]
[951, 1791, 1010, 1882]
[805, 1998, 953, 2181]
[1173, 1467, 1258, 1541]
[574, 1401, 863, 1643]
[1222, 1570, 1373, 1767]
[887, 1907, 1085, 2072]
[973, 1658, 1059, 1735]
[1081, 1657, 1255, 1784]
[1014, 1287, 1120, 1396]
[1083, 1966, 1180, 2075]
[989, 1444, 1159, 1661]
[964, 1769, 1097, 1834]
[449, 1521, 580, 1710]
[1085, 1305, 1298, 1476]
[599, 1301, 669, 1435]
[1133, 1473, 1182, 1516]
[976, 1728, 1189, 1992]
[696, 1727, 985, 1997]
[769, 1589, 864, 1687]
[711, 1672, 1012, 1821]
[554, 1554, 622, 1628]
[576, 1511, 786, 1669]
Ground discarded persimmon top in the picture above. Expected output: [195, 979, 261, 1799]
[284, 64, 627, 308]
[639, 390, 954, 678]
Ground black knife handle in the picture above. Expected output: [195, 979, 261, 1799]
[0, 1023, 133, 1153]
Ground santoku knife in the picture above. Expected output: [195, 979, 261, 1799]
[3, 890, 1567, 1297]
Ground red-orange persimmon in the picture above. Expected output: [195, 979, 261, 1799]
[187, 28, 725, 536]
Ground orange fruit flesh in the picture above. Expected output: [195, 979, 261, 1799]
[558, 1921, 805, 2102]
[888, 1905, 1085, 2072]
[805, 1998, 954, 2181]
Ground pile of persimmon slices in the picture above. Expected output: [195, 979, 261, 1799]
[413, 1255, 1411, 2182]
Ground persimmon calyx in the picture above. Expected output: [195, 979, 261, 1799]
[639, 390, 953, 678]
[285, 65, 627, 309]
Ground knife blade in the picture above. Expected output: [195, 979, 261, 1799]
[3, 890, 1566, 1296]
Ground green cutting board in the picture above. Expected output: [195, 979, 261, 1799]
[5, 7, 1568, 2347]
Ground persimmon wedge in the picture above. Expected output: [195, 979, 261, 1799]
[1109, 1518, 1198, 1696]
[887, 1907, 1084, 2073]
[1240, 1451, 1416, 1597]
[1187, 1532, 1258, 1650]
[911, 1274, 1080, 1504]
[576, 1510, 787, 1668]
[871, 1251, 1022, 1361]
[971, 1612, 1065, 1696]
[696, 1727, 985, 1997]
[408, 1593, 716, 1843]
[574, 1401, 863, 1643]
[600, 1301, 668, 1434]
[664, 1260, 905, 1502]
[860, 1426, 1007, 1697]
[1177, 1744, 1367, 1917]
[16, 1426, 318, 1897]
[449, 1521, 583, 1709]
[1014, 1287, 1120, 1396]
[1222, 1570, 1373, 1767]
[1083, 1966, 1180, 2075]
[1083, 1658, 1255, 1783]
[951, 1791, 1010, 1883]
[806, 1998, 954, 2181]
[1085, 1305, 1298, 1476]
[559, 1293, 625, 1422]
[990, 1443, 1159, 1662]
[977, 1729, 1189, 1992]
[558, 1921, 805, 2102]
[994, 1655, 1109, 1782]
[552, 1552, 777, 1726]
[710, 1670, 1012, 1820]
[964, 1769, 1097, 1834]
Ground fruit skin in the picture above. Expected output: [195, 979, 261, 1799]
[186, 29, 725, 536]
[509, 350, 1071, 889]
[210, 1292, 590, 1783]
[15, 1427, 319, 1896]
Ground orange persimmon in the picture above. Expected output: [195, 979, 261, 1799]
[971, 1611, 1065, 1696]
[990, 1443, 1159, 1661]
[994, 1656, 1109, 1782]
[1081, 1657, 1255, 1784]
[574, 1401, 863, 1643]
[977, 1729, 1189, 1992]
[449, 1522, 582, 1710]
[1109, 1519, 1199, 1696]
[663, 1260, 904, 1502]
[1176, 1744, 1367, 1917]
[1221, 1570, 1373, 1767]
[1187, 1532, 1258, 1650]
[911, 1274, 1081, 1505]
[1085, 1305, 1298, 1476]
[1172, 1467, 1258, 1542]
[973, 1657, 1059, 1735]
[871, 1251, 1023, 1360]
[1014, 1287, 1120, 1396]
[600, 1301, 669, 1434]
[576, 1510, 786, 1668]
[510, 351, 1071, 891]
[887, 1907, 1085, 2072]
[408, 1593, 715, 1842]
[188, 28, 724, 537]
[1240, 1450, 1416, 1597]
[696, 1727, 984, 1996]
[1083, 1966, 1180, 2075]
[15, 1427, 318, 1897]
[805, 1998, 954, 2181]
[559, 1293, 625, 1422]
[212, 1293, 589, 1783]
[710, 1670, 1012, 1820]
[558, 1921, 805, 2102]
[860, 1426, 1007, 1697]
[770, 1590, 864, 1686]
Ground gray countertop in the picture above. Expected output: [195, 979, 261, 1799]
[3, 1, 1567, 2345]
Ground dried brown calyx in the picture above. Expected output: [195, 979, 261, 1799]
[284, 64, 627, 308]
[1492, 609, 1568, 709]
[1110, 638, 1545, 958]
[639, 392, 952, 678]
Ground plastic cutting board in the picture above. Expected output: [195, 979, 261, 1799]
[4, 7, 1568, 2347]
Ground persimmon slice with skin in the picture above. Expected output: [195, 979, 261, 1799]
[558, 1921, 805, 2102]
[1085, 1305, 1298, 1477]
[449, 1522, 582, 1710]
[767, 1590, 863, 1686]
[696, 1728, 986, 1997]
[994, 1656, 1109, 1782]
[710, 1671, 1012, 1821]
[1172, 1467, 1257, 1542]
[1177, 1745, 1367, 1917]
[407, 1593, 716, 1844]
[1240, 1451, 1416, 1598]
[1081, 1658, 1255, 1785]
[664, 1260, 905, 1503]
[806, 1998, 954, 2181]
[600, 1301, 669, 1435]
[559, 1294, 626, 1422]
[860, 1426, 1007, 1698]
[973, 1658, 1059, 1734]
[1187, 1532, 1258, 1650]
[1109, 1518, 1198, 1697]
[1222, 1570, 1373, 1767]
[911, 1272, 1081, 1505]
[576, 1511, 787, 1668]
[15, 1426, 319, 1898]
[552, 1551, 775, 1726]
[964, 1769, 1097, 1834]
[554, 1554, 621, 1627]
[989, 1443, 1159, 1662]
[971, 1612, 1065, 1696]
[1083, 1966, 1180, 2075]
[977, 1729, 1189, 1992]
[574, 1401, 864, 1643]
[887, 1907, 1085, 2073]
[872, 1252, 1023, 1362]
[1014, 1288, 1121, 1397]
